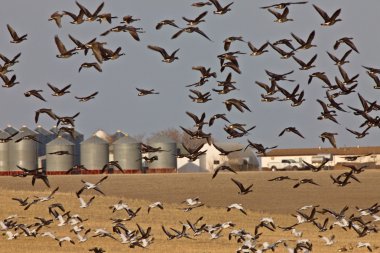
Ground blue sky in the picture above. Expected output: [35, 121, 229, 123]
[0, 0, 379, 149]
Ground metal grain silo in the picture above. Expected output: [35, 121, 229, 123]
[111, 130, 126, 143]
[9, 126, 37, 171]
[80, 135, 109, 172]
[50, 126, 83, 166]
[35, 126, 54, 157]
[147, 136, 177, 172]
[46, 136, 74, 173]
[113, 136, 141, 172]
[0, 131, 9, 174]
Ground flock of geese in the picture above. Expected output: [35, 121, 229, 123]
[1, 0, 380, 252]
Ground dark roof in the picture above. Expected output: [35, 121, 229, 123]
[262, 146, 380, 156]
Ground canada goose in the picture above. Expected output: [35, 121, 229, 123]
[78, 62, 102, 72]
[273, 38, 296, 50]
[223, 98, 250, 112]
[101, 46, 125, 61]
[57, 126, 76, 140]
[247, 41, 269, 56]
[120, 15, 141, 24]
[101, 161, 124, 174]
[270, 43, 295, 59]
[302, 159, 329, 172]
[54, 35, 78, 58]
[279, 127, 304, 138]
[227, 203, 247, 215]
[75, 91, 99, 102]
[75, 1, 104, 22]
[327, 49, 352, 66]
[66, 164, 88, 174]
[276, 83, 300, 101]
[223, 36, 245, 51]
[320, 132, 338, 148]
[293, 178, 319, 188]
[24, 89, 46, 102]
[48, 11, 64, 28]
[334, 37, 359, 53]
[192, 66, 217, 79]
[136, 88, 159, 96]
[212, 165, 237, 179]
[97, 13, 118, 24]
[268, 7, 293, 23]
[231, 178, 253, 195]
[186, 111, 207, 129]
[56, 112, 80, 127]
[0, 74, 19, 88]
[346, 127, 370, 139]
[63, 9, 85, 24]
[213, 143, 242, 156]
[313, 4, 342, 26]
[308, 71, 332, 87]
[291, 30, 316, 50]
[189, 89, 212, 103]
[260, 2, 307, 9]
[292, 54, 317, 70]
[171, 26, 212, 41]
[244, 140, 277, 155]
[15, 134, 42, 144]
[325, 90, 347, 112]
[141, 155, 158, 163]
[221, 60, 241, 74]
[192, 2, 212, 7]
[0, 52, 21, 68]
[317, 99, 339, 124]
[183, 11, 208, 26]
[11, 197, 29, 206]
[209, 113, 230, 126]
[100, 25, 144, 41]
[209, 0, 233, 15]
[147, 202, 164, 213]
[78, 176, 108, 195]
[366, 71, 380, 89]
[265, 69, 294, 82]
[342, 164, 368, 174]
[338, 65, 359, 85]
[68, 34, 96, 55]
[147, 45, 179, 63]
[7, 24, 27, 43]
[256, 80, 278, 96]
[268, 176, 298, 182]
[155, 19, 179, 30]
[48, 150, 72, 155]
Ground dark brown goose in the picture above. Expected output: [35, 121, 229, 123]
[35, 108, 57, 123]
[48, 11, 64, 28]
[247, 41, 269, 56]
[96, 13, 118, 24]
[292, 54, 317, 70]
[260, 1, 308, 9]
[269, 43, 295, 59]
[54, 35, 78, 58]
[147, 45, 179, 63]
[209, 0, 233, 15]
[7, 24, 27, 43]
[231, 178, 253, 195]
[120, 15, 141, 24]
[0, 52, 21, 69]
[313, 4, 342, 26]
[223, 36, 245, 51]
[63, 9, 85, 24]
[78, 62, 102, 72]
[278, 127, 304, 138]
[268, 7, 293, 23]
[291, 30, 316, 50]
[334, 37, 359, 53]
[47, 83, 71, 96]
[136, 88, 159, 96]
[326, 49, 352, 66]
[192, 66, 217, 79]
[155, 20, 179, 30]
[24, 89, 46, 102]
[223, 98, 251, 112]
[212, 165, 237, 179]
[171, 26, 212, 41]
[183, 11, 208, 26]
[75, 1, 105, 22]
[317, 99, 339, 124]
[74, 91, 99, 102]
[265, 69, 294, 82]
[192, 1, 212, 7]
[320, 132, 338, 148]
[188, 89, 211, 103]
[0, 74, 19, 88]
[208, 113, 230, 126]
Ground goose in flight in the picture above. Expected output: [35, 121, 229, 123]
[54, 35, 78, 58]
[155, 19, 179, 30]
[209, 0, 233, 15]
[183, 11, 208, 26]
[227, 203, 247, 215]
[78, 62, 102, 72]
[313, 4, 342, 26]
[47, 83, 71, 96]
[48, 11, 64, 28]
[212, 165, 237, 179]
[75, 91, 99, 102]
[7, 24, 27, 43]
[293, 179, 319, 188]
[171, 26, 212, 41]
[148, 202, 164, 213]
[267, 7, 293, 23]
[136, 88, 159, 96]
[24, 89, 46, 102]
[231, 178, 253, 195]
[78, 176, 108, 195]
[0, 74, 19, 88]
[278, 127, 304, 138]
[76, 192, 95, 208]
[260, 2, 308, 9]
[334, 37, 359, 53]
[147, 45, 179, 63]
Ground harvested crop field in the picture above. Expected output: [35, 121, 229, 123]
[0, 170, 379, 252]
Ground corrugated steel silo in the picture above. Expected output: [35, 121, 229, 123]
[50, 126, 83, 166]
[35, 126, 54, 157]
[9, 126, 38, 171]
[147, 136, 177, 172]
[80, 135, 109, 171]
[111, 130, 126, 143]
[0, 131, 10, 173]
[113, 136, 141, 171]
[46, 136, 74, 173]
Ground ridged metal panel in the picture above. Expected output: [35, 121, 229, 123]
[80, 135, 109, 170]
[4, 125, 19, 135]
[49, 127, 83, 166]
[111, 130, 126, 143]
[0, 131, 9, 171]
[9, 127, 38, 171]
[35, 126, 54, 157]
[113, 136, 141, 171]
[147, 136, 177, 169]
[46, 137, 74, 172]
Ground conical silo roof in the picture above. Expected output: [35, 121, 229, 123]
[4, 125, 18, 135]
[35, 126, 53, 136]
[0, 131, 10, 139]
[16, 126, 37, 138]
[49, 126, 59, 134]
[81, 135, 108, 145]
[111, 130, 127, 143]
[94, 129, 112, 143]
[47, 136, 74, 146]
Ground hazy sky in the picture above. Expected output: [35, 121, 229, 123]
[0, 0, 380, 149]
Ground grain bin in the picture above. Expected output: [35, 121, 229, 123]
[111, 130, 126, 143]
[35, 126, 54, 157]
[147, 136, 177, 172]
[0, 131, 10, 174]
[50, 126, 83, 166]
[9, 126, 37, 171]
[46, 136, 74, 173]
[113, 136, 141, 171]
[80, 135, 109, 172]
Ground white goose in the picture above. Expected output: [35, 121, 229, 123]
[319, 234, 335, 245]
[227, 203, 247, 215]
